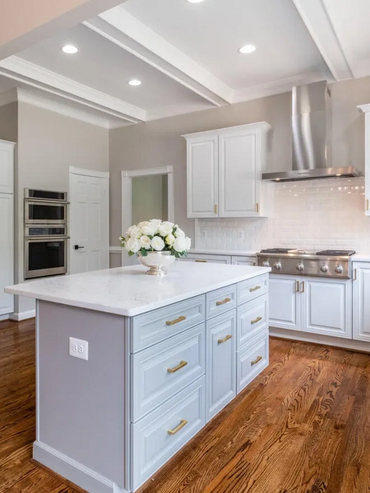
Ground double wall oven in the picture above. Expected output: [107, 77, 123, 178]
[24, 189, 69, 279]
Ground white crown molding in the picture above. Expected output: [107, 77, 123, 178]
[292, 0, 354, 81]
[0, 56, 146, 124]
[16, 89, 114, 128]
[0, 88, 18, 107]
[84, 6, 233, 106]
[232, 72, 329, 104]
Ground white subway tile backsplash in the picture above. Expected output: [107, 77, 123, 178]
[195, 177, 370, 254]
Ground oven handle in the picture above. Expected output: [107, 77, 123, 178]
[24, 198, 70, 204]
[25, 236, 70, 240]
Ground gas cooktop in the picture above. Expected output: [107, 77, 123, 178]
[257, 248, 356, 279]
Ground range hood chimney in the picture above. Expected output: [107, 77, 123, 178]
[262, 81, 361, 181]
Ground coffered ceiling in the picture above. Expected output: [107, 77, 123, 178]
[0, 0, 368, 128]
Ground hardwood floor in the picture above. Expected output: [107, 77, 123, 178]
[2, 320, 370, 493]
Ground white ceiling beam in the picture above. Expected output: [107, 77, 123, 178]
[83, 6, 233, 107]
[0, 0, 128, 61]
[292, 0, 354, 81]
[0, 56, 146, 124]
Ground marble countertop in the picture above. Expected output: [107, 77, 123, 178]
[352, 254, 370, 261]
[189, 249, 258, 256]
[5, 262, 270, 317]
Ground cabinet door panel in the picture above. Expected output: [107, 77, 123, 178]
[206, 310, 236, 421]
[219, 132, 258, 217]
[186, 137, 218, 218]
[269, 275, 300, 330]
[0, 193, 14, 315]
[353, 263, 370, 341]
[232, 255, 256, 266]
[302, 278, 352, 339]
[180, 254, 231, 264]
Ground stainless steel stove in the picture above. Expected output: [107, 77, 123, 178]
[257, 249, 356, 279]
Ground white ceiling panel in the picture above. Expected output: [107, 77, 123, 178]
[121, 0, 330, 90]
[16, 24, 214, 111]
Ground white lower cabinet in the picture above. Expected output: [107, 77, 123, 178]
[206, 310, 236, 421]
[131, 377, 206, 490]
[232, 255, 256, 266]
[353, 262, 370, 342]
[302, 278, 352, 339]
[182, 253, 232, 264]
[269, 275, 352, 339]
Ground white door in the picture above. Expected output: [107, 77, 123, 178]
[353, 263, 370, 341]
[0, 193, 14, 315]
[269, 275, 301, 331]
[219, 129, 259, 218]
[302, 278, 352, 339]
[206, 310, 236, 421]
[186, 135, 218, 218]
[69, 168, 109, 275]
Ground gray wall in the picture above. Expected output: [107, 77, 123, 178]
[16, 102, 109, 314]
[0, 102, 18, 142]
[109, 76, 370, 247]
[131, 174, 168, 225]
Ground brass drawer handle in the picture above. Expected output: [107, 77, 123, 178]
[195, 260, 207, 263]
[295, 280, 300, 293]
[218, 334, 232, 344]
[300, 281, 305, 293]
[249, 286, 261, 292]
[167, 419, 188, 435]
[166, 315, 186, 326]
[216, 297, 231, 306]
[167, 360, 188, 374]
[353, 268, 357, 281]
[251, 316, 262, 325]
[251, 355, 263, 366]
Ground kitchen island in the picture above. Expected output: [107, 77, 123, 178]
[6, 262, 270, 493]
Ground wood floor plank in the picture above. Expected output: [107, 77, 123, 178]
[2, 319, 370, 493]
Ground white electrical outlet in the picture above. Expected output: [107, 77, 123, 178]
[69, 337, 89, 361]
[237, 230, 245, 240]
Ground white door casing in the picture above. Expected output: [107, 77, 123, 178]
[69, 167, 109, 275]
[0, 193, 14, 315]
[353, 262, 370, 342]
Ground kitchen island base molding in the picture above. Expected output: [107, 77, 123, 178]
[33, 441, 128, 493]
[270, 327, 370, 353]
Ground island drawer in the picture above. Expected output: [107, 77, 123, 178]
[237, 294, 268, 349]
[131, 295, 205, 352]
[131, 324, 205, 421]
[206, 284, 237, 319]
[131, 376, 205, 490]
[237, 274, 268, 306]
[237, 332, 269, 393]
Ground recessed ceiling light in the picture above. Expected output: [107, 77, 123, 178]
[128, 79, 142, 86]
[61, 44, 78, 54]
[239, 44, 256, 54]
[187, 0, 205, 3]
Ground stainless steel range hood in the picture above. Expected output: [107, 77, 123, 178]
[262, 81, 361, 182]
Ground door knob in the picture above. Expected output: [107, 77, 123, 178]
[74, 245, 85, 250]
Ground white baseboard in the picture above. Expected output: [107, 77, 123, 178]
[33, 441, 128, 493]
[270, 327, 370, 353]
[9, 309, 36, 321]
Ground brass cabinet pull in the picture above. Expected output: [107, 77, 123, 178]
[167, 360, 188, 374]
[216, 297, 231, 306]
[300, 281, 305, 293]
[195, 260, 207, 263]
[218, 334, 232, 344]
[166, 315, 186, 326]
[251, 316, 262, 325]
[295, 280, 300, 293]
[367, 198, 369, 211]
[251, 355, 263, 366]
[249, 286, 261, 292]
[256, 203, 260, 213]
[353, 268, 357, 281]
[167, 419, 188, 435]
[214, 204, 218, 214]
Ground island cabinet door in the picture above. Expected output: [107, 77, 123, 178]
[206, 310, 236, 422]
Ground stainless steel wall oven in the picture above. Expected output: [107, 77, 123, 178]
[24, 190, 69, 279]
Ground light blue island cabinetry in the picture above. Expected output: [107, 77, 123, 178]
[6, 262, 270, 493]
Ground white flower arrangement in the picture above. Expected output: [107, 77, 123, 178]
[120, 220, 191, 258]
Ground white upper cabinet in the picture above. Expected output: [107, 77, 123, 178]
[183, 122, 271, 219]
[186, 135, 218, 218]
[0, 140, 15, 194]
